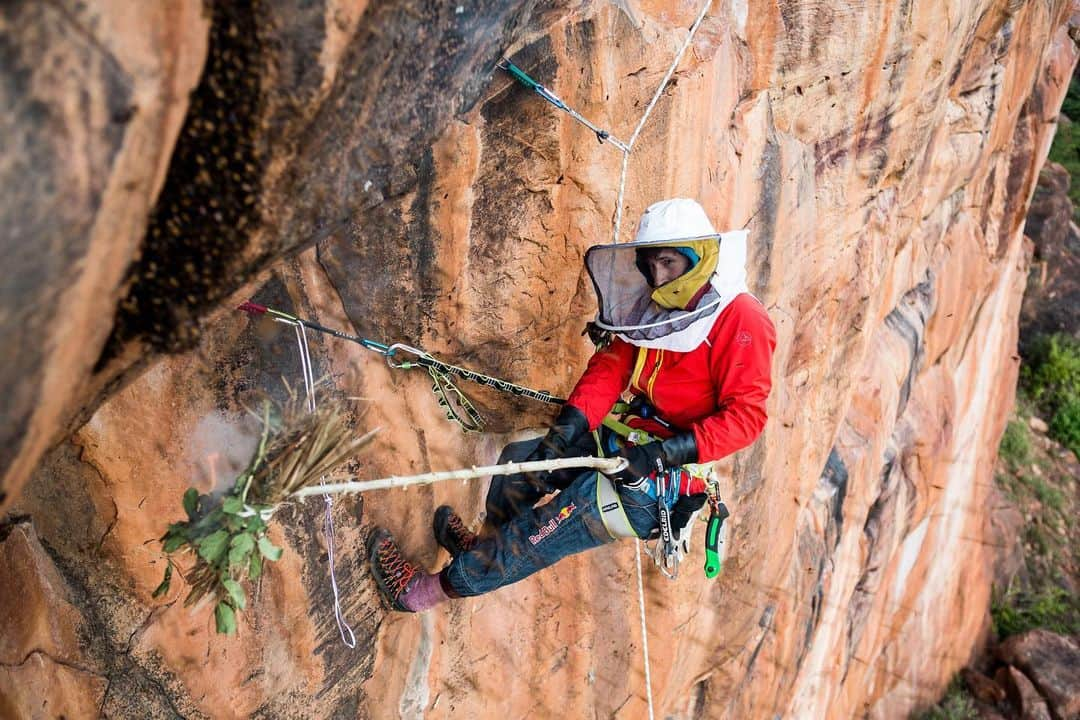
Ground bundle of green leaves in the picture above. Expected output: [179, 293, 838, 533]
[154, 399, 375, 634]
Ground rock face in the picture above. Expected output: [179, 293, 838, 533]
[0, 0, 567, 508]
[0, 0, 209, 508]
[998, 630, 1080, 720]
[3, 0, 1079, 718]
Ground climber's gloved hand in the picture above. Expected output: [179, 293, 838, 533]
[526, 404, 590, 464]
[609, 432, 699, 485]
[669, 492, 708, 551]
[523, 404, 590, 494]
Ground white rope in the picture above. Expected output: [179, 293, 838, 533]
[635, 539, 656, 720]
[611, 0, 713, 244]
[612, 149, 632, 246]
[292, 456, 628, 497]
[611, 5, 714, 712]
[288, 319, 357, 649]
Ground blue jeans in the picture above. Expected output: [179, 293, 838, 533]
[442, 438, 661, 597]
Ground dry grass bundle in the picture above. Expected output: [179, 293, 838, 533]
[154, 396, 375, 634]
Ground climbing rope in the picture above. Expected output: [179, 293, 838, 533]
[635, 539, 656, 720]
[612, 0, 714, 244]
[281, 315, 357, 648]
[499, 1, 714, 248]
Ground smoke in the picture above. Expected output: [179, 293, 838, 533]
[187, 410, 259, 498]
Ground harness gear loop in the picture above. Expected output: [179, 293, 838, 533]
[596, 472, 638, 539]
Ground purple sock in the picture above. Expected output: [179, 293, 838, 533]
[401, 572, 449, 612]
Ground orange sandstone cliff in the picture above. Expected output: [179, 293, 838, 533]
[1, 0, 1077, 718]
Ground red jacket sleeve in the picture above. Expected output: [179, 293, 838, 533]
[692, 297, 776, 461]
[565, 338, 635, 429]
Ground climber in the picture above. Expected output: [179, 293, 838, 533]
[368, 198, 776, 612]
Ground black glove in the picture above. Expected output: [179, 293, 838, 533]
[669, 493, 707, 536]
[609, 432, 698, 484]
[527, 404, 590, 463]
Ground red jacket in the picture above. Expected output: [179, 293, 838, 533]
[566, 293, 776, 463]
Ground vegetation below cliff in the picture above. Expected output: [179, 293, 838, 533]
[1047, 75, 1080, 221]
[914, 141, 1080, 718]
[913, 366, 1079, 720]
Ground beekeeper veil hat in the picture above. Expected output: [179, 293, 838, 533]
[584, 198, 749, 352]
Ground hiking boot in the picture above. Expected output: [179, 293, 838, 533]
[368, 528, 420, 612]
[433, 505, 478, 557]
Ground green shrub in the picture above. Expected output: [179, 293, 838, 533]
[912, 676, 978, 720]
[1023, 334, 1080, 407]
[1047, 398, 1080, 458]
[998, 420, 1031, 470]
[992, 584, 1079, 639]
[1021, 334, 1080, 458]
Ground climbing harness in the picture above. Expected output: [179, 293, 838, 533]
[594, 396, 728, 579]
[239, 302, 561, 433]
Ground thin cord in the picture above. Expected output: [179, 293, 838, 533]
[635, 539, 656, 720]
[291, 320, 357, 648]
[292, 323, 316, 413]
[324, 496, 357, 647]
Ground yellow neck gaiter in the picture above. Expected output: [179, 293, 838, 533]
[649, 239, 720, 310]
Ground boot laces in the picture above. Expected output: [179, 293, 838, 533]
[447, 512, 477, 551]
[377, 537, 417, 597]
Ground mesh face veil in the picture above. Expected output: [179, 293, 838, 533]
[584, 200, 750, 352]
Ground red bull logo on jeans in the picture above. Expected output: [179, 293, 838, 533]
[529, 503, 577, 546]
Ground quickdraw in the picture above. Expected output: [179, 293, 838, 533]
[497, 58, 630, 153]
[238, 302, 563, 433]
